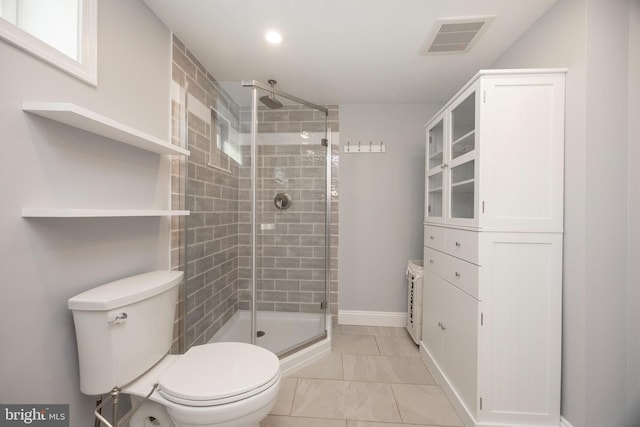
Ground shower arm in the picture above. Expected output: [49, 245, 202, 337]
[241, 80, 328, 113]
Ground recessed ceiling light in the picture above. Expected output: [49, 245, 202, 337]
[265, 30, 283, 44]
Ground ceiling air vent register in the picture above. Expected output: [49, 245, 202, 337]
[420, 16, 494, 55]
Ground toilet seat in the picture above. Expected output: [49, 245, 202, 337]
[157, 342, 280, 407]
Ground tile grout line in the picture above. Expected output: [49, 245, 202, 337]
[286, 377, 299, 416]
[387, 379, 408, 425]
[374, 334, 382, 356]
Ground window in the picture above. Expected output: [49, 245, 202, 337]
[0, 0, 97, 85]
[208, 106, 241, 173]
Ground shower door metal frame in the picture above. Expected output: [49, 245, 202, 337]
[242, 80, 328, 114]
[242, 80, 330, 348]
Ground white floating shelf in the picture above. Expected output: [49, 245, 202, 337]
[22, 208, 190, 218]
[23, 102, 190, 157]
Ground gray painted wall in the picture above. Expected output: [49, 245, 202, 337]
[0, 1, 172, 425]
[491, 0, 639, 425]
[338, 104, 440, 313]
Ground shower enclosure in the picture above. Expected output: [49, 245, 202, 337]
[173, 76, 333, 361]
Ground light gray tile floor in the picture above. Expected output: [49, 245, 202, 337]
[261, 323, 463, 427]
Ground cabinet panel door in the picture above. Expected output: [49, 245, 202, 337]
[478, 74, 565, 231]
[421, 267, 445, 366]
[442, 280, 479, 418]
[478, 233, 562, 425]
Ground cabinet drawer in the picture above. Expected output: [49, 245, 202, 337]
[424, 224, 445, 251]
[424, 247, 480, 300]
[441, 253, 480, 300]
[444, 228, 480, 264]
[424, 246, 446, 277]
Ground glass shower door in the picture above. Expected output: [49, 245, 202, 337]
[178, 77, 329, 357]
[235, 82, 329, 356]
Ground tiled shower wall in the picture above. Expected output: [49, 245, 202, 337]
[170, 35, 340, 352]
[237, 106, 340, 314]
[171, 35, 242, 350]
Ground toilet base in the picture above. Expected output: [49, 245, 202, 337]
[122, 350, 281, 427]
[127, 398, 174, 426]
[127, 399, 264, 427]
[127, 384, 277, 427]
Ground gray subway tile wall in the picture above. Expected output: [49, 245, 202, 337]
[236, 140, 335, 314]
[171, 35, 340, 353]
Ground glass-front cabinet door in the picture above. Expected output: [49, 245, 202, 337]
[425, 116, 445, 223]
[424, 84, 479, 226]
[447, 89, 477, 224]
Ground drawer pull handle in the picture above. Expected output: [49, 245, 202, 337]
[455, 241, 461, 247]
[455, 272, 461, 278]
[430, 235, 435, 240]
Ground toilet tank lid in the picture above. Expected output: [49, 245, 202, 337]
[68, 270, 183, 311]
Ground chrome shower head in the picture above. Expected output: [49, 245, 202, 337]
[259, 79, 283, 109]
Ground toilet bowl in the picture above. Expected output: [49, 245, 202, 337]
[67, 271, 281, 427]
[125, 343, 281, 427]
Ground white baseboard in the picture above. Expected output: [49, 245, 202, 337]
[338, 310, 406, 327]
[560, 417, 574, 427]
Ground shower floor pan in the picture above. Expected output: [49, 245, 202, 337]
[209, 310, 328, 356]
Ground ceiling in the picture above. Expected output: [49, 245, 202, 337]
[142, 0, 558, 106]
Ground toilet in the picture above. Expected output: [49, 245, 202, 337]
[68, 270, 281, 427]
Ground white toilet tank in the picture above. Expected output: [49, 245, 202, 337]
[68, 270, 183, 396]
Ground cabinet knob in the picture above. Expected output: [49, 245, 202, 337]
[455, 272, 461, 278]
[429, 235, 435, 240]
[455, 241, 461, 247]
[429, 259, 434, 264]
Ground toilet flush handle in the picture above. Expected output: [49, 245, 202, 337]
[107, 313, 128, 325]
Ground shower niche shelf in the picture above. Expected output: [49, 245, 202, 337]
[22, 102, 190, 157]
[21, 208, 189, 218]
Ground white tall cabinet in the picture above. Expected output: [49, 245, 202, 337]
[421, 69, 565, 427]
